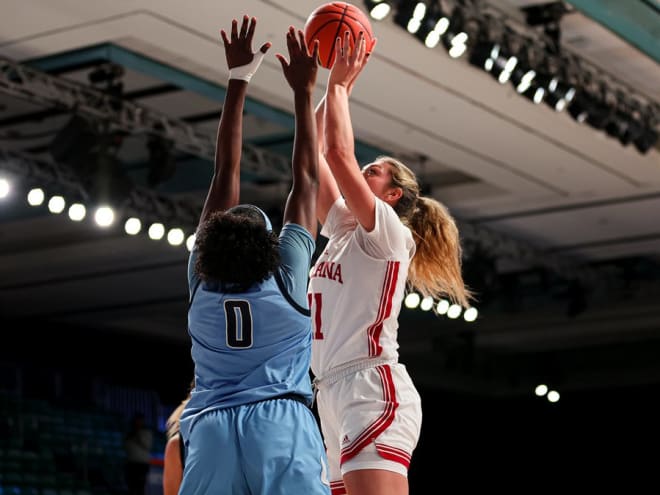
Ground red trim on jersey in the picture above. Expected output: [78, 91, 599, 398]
[330, 481, 347, 495]
[340, 365, 399, 464]
[375, 443, 411, 469]
[367, 261, 400, 356]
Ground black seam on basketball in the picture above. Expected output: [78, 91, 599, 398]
[327, 4, 349, 68]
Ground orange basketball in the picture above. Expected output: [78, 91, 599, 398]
[303, 2, 374, 69]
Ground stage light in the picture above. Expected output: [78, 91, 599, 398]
[94, 206, 115, 227]
[48, 195, 66, 214]
[463, 307, 478, 322]
[436, 299, 449, 314]
[534, 384, 548, 396]
[508, 45, 537, 93]
[167, 228, 185, 246]
[364, 0, 393, 21]
[420, 296, 434, 311]
[0, 178, 9, 199]
[405, 2, 427, 34]
[468, 40, 498, 72]
[413, 2, 450, 48]
[511, 66, 536, 94]
[547, 390, 560, 403]
[441, 6, 470, 59]
[148, 222, 165, 240]
[447, 304, 462, 319]
[543, 77, 575, 111]
[404, 292, 421, 309]
[27, 188, 45, 206]
[393, 0, 419, 32]
[68, 203, 86, 221]
[521, 82, 545, 104]
[125, 217, 142, 235]
[491, 52, 518, 84]
[186, 234, 196, 252]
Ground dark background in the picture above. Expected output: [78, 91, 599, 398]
[3, 317, 657, 491]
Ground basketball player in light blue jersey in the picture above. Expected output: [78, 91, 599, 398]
[178, 17, 328, 495]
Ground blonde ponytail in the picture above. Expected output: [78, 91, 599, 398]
[380, 156, 473, 307]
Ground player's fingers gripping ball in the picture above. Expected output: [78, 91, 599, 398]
[303, 2, 374, 69]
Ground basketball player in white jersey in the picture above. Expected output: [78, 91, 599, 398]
[308, 32, 473, 495]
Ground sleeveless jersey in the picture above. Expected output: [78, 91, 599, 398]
[180, 223, 314, 440]
[308, 198, 415, 377]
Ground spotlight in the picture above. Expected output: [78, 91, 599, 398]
[124, 217, 142, 235]
[490, 49, 518, 84]
[521, 82, 545, 104]
[436, 299, 450, 314]
[404, 292, 421, 309]
[148, 222, 165, 240]
[94, 206, 115, 227]
[447, 304, 462, 319]
[441, 7, 469, 59]
[413, 2, 450, 48]
[510, 66, 536, 94]
[27, 188, 45, 206]
[48, 195, 66, 214]
[468, 40, 498, 72]
[167, 228, 185, 246]
[420, 296, 434, 311]
[544, 78, 575, 112]
[393, 0, 420, 32]
[186, 234, 196, 252]
[68, 203, 86, 221]
[0, 178, 9, 199]
[364, 0, 393, 21]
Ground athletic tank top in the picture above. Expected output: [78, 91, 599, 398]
[308, 198, 415, 377]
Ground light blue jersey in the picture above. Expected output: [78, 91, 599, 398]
[179, 221, 330, 495]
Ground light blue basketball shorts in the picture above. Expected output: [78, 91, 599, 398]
[179, 397, 330, 495]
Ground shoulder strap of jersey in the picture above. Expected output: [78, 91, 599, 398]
[274, 270, 311, 316]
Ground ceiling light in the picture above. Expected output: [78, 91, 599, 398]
[94, 206, 115, 227]
[27, 188, 45, 206]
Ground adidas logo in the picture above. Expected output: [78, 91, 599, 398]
[342, 434, 350, 445]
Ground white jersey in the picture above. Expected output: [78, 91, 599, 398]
[309, 198, 415, 377]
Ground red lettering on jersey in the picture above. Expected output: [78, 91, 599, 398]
[333, 263, 343, 283]
[311, 262, 343, 284]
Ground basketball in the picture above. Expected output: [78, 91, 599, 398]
[303, 2, 374, 69]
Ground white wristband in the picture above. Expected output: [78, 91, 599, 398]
[228, 52, 266, 83]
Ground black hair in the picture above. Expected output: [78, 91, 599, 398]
[194, 209, 280, 292]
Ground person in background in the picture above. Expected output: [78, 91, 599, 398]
[163, 381, 192, 495]
[177, 16, 329, 495]
[309, 32, 473, 495]
[124, 412, 153, 495]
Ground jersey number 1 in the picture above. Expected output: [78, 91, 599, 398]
[308, 292, 324, 340]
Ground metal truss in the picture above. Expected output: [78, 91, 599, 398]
[0, 56, 291, 183]
[0, 55, 608, 279]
